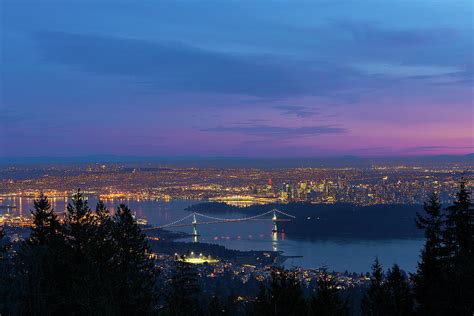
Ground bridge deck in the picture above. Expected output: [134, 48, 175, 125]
[143, 218, 291, 230]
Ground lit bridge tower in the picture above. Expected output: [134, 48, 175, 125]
[192, 213, 198, 242]
[272, 210, 278, 234]
[272, 210, 278, 251]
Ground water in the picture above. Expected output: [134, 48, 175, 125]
[1, 197, 424, 273]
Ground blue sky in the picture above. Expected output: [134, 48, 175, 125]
[1, 0, 473, 157]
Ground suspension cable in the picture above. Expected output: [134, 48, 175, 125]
[144, 208, 295, 230]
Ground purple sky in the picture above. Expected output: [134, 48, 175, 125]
[1, 1, 473, 158]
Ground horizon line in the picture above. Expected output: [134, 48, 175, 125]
[1, 153, 473, 163]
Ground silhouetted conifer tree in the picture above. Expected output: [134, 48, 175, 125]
[10, 193, 67, 314]
[95, 200, 109, 221]
[444, 179, 474, 259]
[361, 258, 389, 316]
[412, 192, 446, 315]
[310, 269, 348, 316]
[64, 189, 97, 250]
[442, 179, 474, 314]
[89, 200, 121, 314]
[92, 200, 115, 271]
[58, 189, 106, 314]
[29, 192, 61, 245]
[111, 204, 158, 314]
[384, 264, 413, 316]
[5, 191, 158, 314]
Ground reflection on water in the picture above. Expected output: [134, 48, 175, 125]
[272, 232, 278, 252]
[1, 196, 424, 272]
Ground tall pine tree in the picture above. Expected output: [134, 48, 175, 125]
[11, 193, 67, 314]
[29, 192, 61, 245]
[442, 179, 474, 314]
[384, 264, 414, 316]
[444, 178, 473, 261]
[412, 192, 447, 315]
[361, 258, 389, 316]
[111, 204, 158, 314]
[60, 190, 103, 314]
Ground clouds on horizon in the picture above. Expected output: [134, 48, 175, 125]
[273, 105, 320, 118]
[202, 124, 348, 139]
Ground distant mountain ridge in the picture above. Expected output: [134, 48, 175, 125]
[0, 153, 473, 168]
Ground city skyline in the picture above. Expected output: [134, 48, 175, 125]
[1, 0, 473, 158]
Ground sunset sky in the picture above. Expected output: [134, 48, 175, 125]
[1, 0, 473, 157]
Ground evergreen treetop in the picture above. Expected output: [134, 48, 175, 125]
[29, 192, 61, 246]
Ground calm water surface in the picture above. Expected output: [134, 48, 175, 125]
[2, 197, 424, 273]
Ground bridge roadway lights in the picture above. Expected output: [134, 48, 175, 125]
[185, 210, 290, 237]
